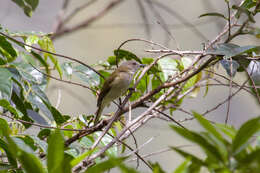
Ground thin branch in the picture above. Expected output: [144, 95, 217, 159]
[52, 0, 126, 39]
[63, 0, 98, 25]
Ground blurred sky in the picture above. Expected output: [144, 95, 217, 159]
[1, 0, 260, 172]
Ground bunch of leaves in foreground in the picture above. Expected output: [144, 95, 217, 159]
[171, 112, 260, 173]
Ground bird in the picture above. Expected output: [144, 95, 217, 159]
[94, 60, 144, 125]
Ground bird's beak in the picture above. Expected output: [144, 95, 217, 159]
[140, 64, 145, 67]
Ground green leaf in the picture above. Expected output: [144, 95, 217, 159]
[73, 65, 100, 87]
[238, 148, 260, 166]
[158, 57, 178, 82]
[199, 12, 227, 20]
[18, 150, 45, 173]
[114, 49, 142, 63]
[47, 130, 64, 173]
[215, 123, 236, 139]
[31, 51, 50, 74]
[0, 68, 13, 99]
[25, 35, 39, 52]
[84, 157, 126, 173]
[107, 56, 117, 65]
[20, 51, 36, 65]
[31, 135, 48, 153]
[150, 162, 166, 173]
[174, 157, 191, 173]
[61, 62, 73, 78]
[43, 101, 69, 125]
[11, 0, 39, 17]
[0, 35, 17, 62]
[0, 139, 17, 167]
[38, 129, 51, 140]
[0, 99, 23, 118]
[171, 147, 205, 167]
[70, 150, 93, 167]
[38, 36, 62, 78]
[170, 125, 224, 163]
[193, 112, 224, 143]
[232, 116, 260, 154]
[0, 118, 10, 137]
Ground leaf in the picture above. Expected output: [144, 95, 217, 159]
[0, 35, 17, 62]
[233, 5, 255, 23]
[170, 125, 224, 163]
[0, 139, 17, 167]
[172, 147, 205, 166]
[38, 36, 62, 78]
[107, 56, 117, 65]
[199, 12, 227, 20]
[215, 123, 236, 139]
[38, 129, 51, 140]
[207, 44, 260, 58]
[25, 35, 39, 52]
[150, 162, 166, 173]
[84, 157, 127, 173]
[220, 59, 240, 77]
[11, 0, 39, 17]
[18, 150, 45, 173]
[31, 135, 48, 153]
[43, 100, 69, 125]
[20, 51, 36, 65]
[174, 157, 191, 173]
[232, 116, 260, 155]
[0, 68, 13, 99]
[238, 148, 260, 166]
[70, 150, 93, 167]
[157, 57, 178, 82]
[47, 130, 64, 173]
[193, 112, 224, 144]
[31, 51, 49, 75]
[26, 109, 48, 125]
[61, 62, 73, 78]
[0, 99, 23, 118]
[114, 49, 142, 63]
[73, 65, 100, 87]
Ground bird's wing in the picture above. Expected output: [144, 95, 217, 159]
[97, 72, 115, 107]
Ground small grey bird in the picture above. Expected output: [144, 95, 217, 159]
[94, 60, 144, 125]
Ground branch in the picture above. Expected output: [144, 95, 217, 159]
[52, 0, 126, 39]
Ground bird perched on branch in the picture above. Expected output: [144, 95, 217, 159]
[94, 60, 144, 125]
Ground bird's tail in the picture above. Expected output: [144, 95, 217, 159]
[94, 104, 104, 125]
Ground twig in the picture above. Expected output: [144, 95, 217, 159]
[52, 0, 126, 39]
